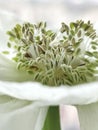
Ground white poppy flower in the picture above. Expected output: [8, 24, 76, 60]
[0, 19, 98, 130]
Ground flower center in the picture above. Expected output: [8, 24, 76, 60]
[5, 20, 98, 86]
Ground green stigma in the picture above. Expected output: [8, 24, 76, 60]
[5, 20, 98, 86]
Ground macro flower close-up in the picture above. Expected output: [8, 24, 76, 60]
[0, 14, 98, 130]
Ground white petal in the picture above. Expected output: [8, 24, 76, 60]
[0, 53, 33, 81]
[0, 81, 98, 105]
[0, 94, 48, 130]
[77, 102, 98, 130]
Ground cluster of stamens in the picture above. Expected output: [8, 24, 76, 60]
[5, 20, 98, 86]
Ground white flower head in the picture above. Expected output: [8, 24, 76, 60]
[0, 20, 98, 130]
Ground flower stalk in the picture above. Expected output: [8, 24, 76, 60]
[43, 106, 61, 130]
